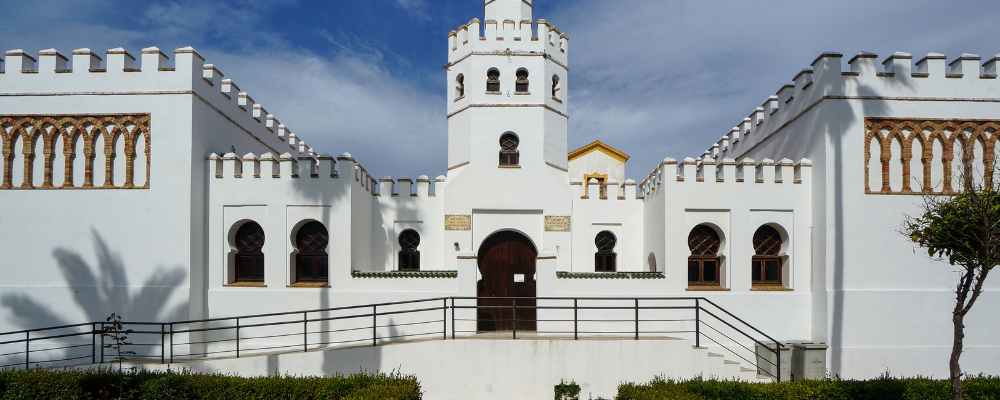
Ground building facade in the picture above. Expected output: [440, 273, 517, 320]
[1, 0, 999, 380]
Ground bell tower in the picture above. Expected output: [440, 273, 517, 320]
[485, 0, 533, 21]
[444, 0, 569, 185]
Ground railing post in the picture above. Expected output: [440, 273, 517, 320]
[235, 317, 240, 358]
[91, 323, 97, 364]
[634, 298, 639, 340]
[695, 298, 701, 348]
[99, 322, 105, 364]
[573, 298, 578, 340]
[512, 298, 517, 340]
[24, 331, 29, 369]
[160, 324, 166, 364]
[775, 340, 782, 382]
[372, 305, 378, 347]
[303, 312, 308, 352]
[442, 298, 447, 340]
[450, 298, 456, 340]
[168, 323, 174, 364]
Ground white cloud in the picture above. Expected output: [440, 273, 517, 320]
[394, 0, 432, 21]
[206, 46, 445, 177]
[0, 0, 445, 177]
[551, 0, 1000, 176]
[5, 0, 1000, 179]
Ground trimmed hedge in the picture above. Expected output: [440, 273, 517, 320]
[0, 369, 421, 399]
[617, 376, 1000, 400]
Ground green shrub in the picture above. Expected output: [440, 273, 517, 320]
[616, 375, 1000, 400]
[0, 368, 421, 400]
[555, 379, 582, 399]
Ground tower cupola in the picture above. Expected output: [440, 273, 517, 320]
[485, 0, 532, 22]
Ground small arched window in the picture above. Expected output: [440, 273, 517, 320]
[752, 225, 784, 286]
[552, 75, 561, 99]
[515, 68, 529, 93]
[398, 229, 421, 271]
[294, 221, 329, 283]
[499, 132, 520, 167]
[595, 231, 617, 272]
[455, 74, 465, 99]
[486, 68, 500, 93]
[234, 221, 265, 283]
[687, 224, 721, 287]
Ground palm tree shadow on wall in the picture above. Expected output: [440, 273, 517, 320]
[761, 71, 912, 375]
[1, 228, 187, 361]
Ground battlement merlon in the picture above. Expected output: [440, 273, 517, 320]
[447, 16, 568, 66]
[1, 46, 312, 158]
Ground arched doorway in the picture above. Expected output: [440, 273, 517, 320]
[477, 230, 537, 332]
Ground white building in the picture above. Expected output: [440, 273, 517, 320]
[1, 0, 999, 394]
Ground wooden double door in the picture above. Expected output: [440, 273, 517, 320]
[476, 231, 537, 332]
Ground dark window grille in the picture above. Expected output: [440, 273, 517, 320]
[552, 75, 561, 98]
[499, 133, 520, 167]
[294, 221, 329, 283]
[515, 68, 529, 93]
[455, 74, 465, 98]
[398, 229, 421, 271]
[486, 68, 500, 92]
[595, 230, 617, 272]
[752, 225, 783, 285]
[687, 224, 721, 286]
[234, 221, 265, 283]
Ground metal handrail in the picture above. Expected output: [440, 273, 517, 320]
[0, 295, 785, 381]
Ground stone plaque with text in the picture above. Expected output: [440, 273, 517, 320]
[544, 216, 571, 232]
[444, 214, 472, 231]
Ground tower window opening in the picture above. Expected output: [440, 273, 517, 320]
[552, 75, 561, 99]
[499, 132, 520, 167]
[515, 68, 529, 94]
[595, 231, 617, 272]
[455, 74, 465, 99]
[486, 68, 500, 93]
[398, 229, 421, 271]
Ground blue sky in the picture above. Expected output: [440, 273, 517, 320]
[3, 0, 999, 178]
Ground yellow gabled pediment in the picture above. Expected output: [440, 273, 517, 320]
[568, 140, 630, 164]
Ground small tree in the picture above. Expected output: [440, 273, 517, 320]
[903, 174, 1000, 400]
[101, 312, 135, 371]
[101, 313, 136, 400]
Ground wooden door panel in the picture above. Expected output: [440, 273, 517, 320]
[477, 231, 537, 332]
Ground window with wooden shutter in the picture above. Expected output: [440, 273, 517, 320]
[687, 224, 721, 287]
[234, 221, 265, 283]
[751, 225, 783, 286]
[294, 221, 329, 283]
[594, 230, 617, 272]
[398, 229, 421, 271]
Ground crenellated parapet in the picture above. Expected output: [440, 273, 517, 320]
[375, 174, 447, 198]
[639, 157, 813, 197]
[705, 51, 1000, 160]
[447, 17, 568, 67]
[571, 179, 640, 201]
[1, 47, 312, 157]
[208, 152, 339, 180]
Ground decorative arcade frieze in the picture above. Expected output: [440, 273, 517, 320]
[864, 118, 999, 195]
[0, 114, 150, 190]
